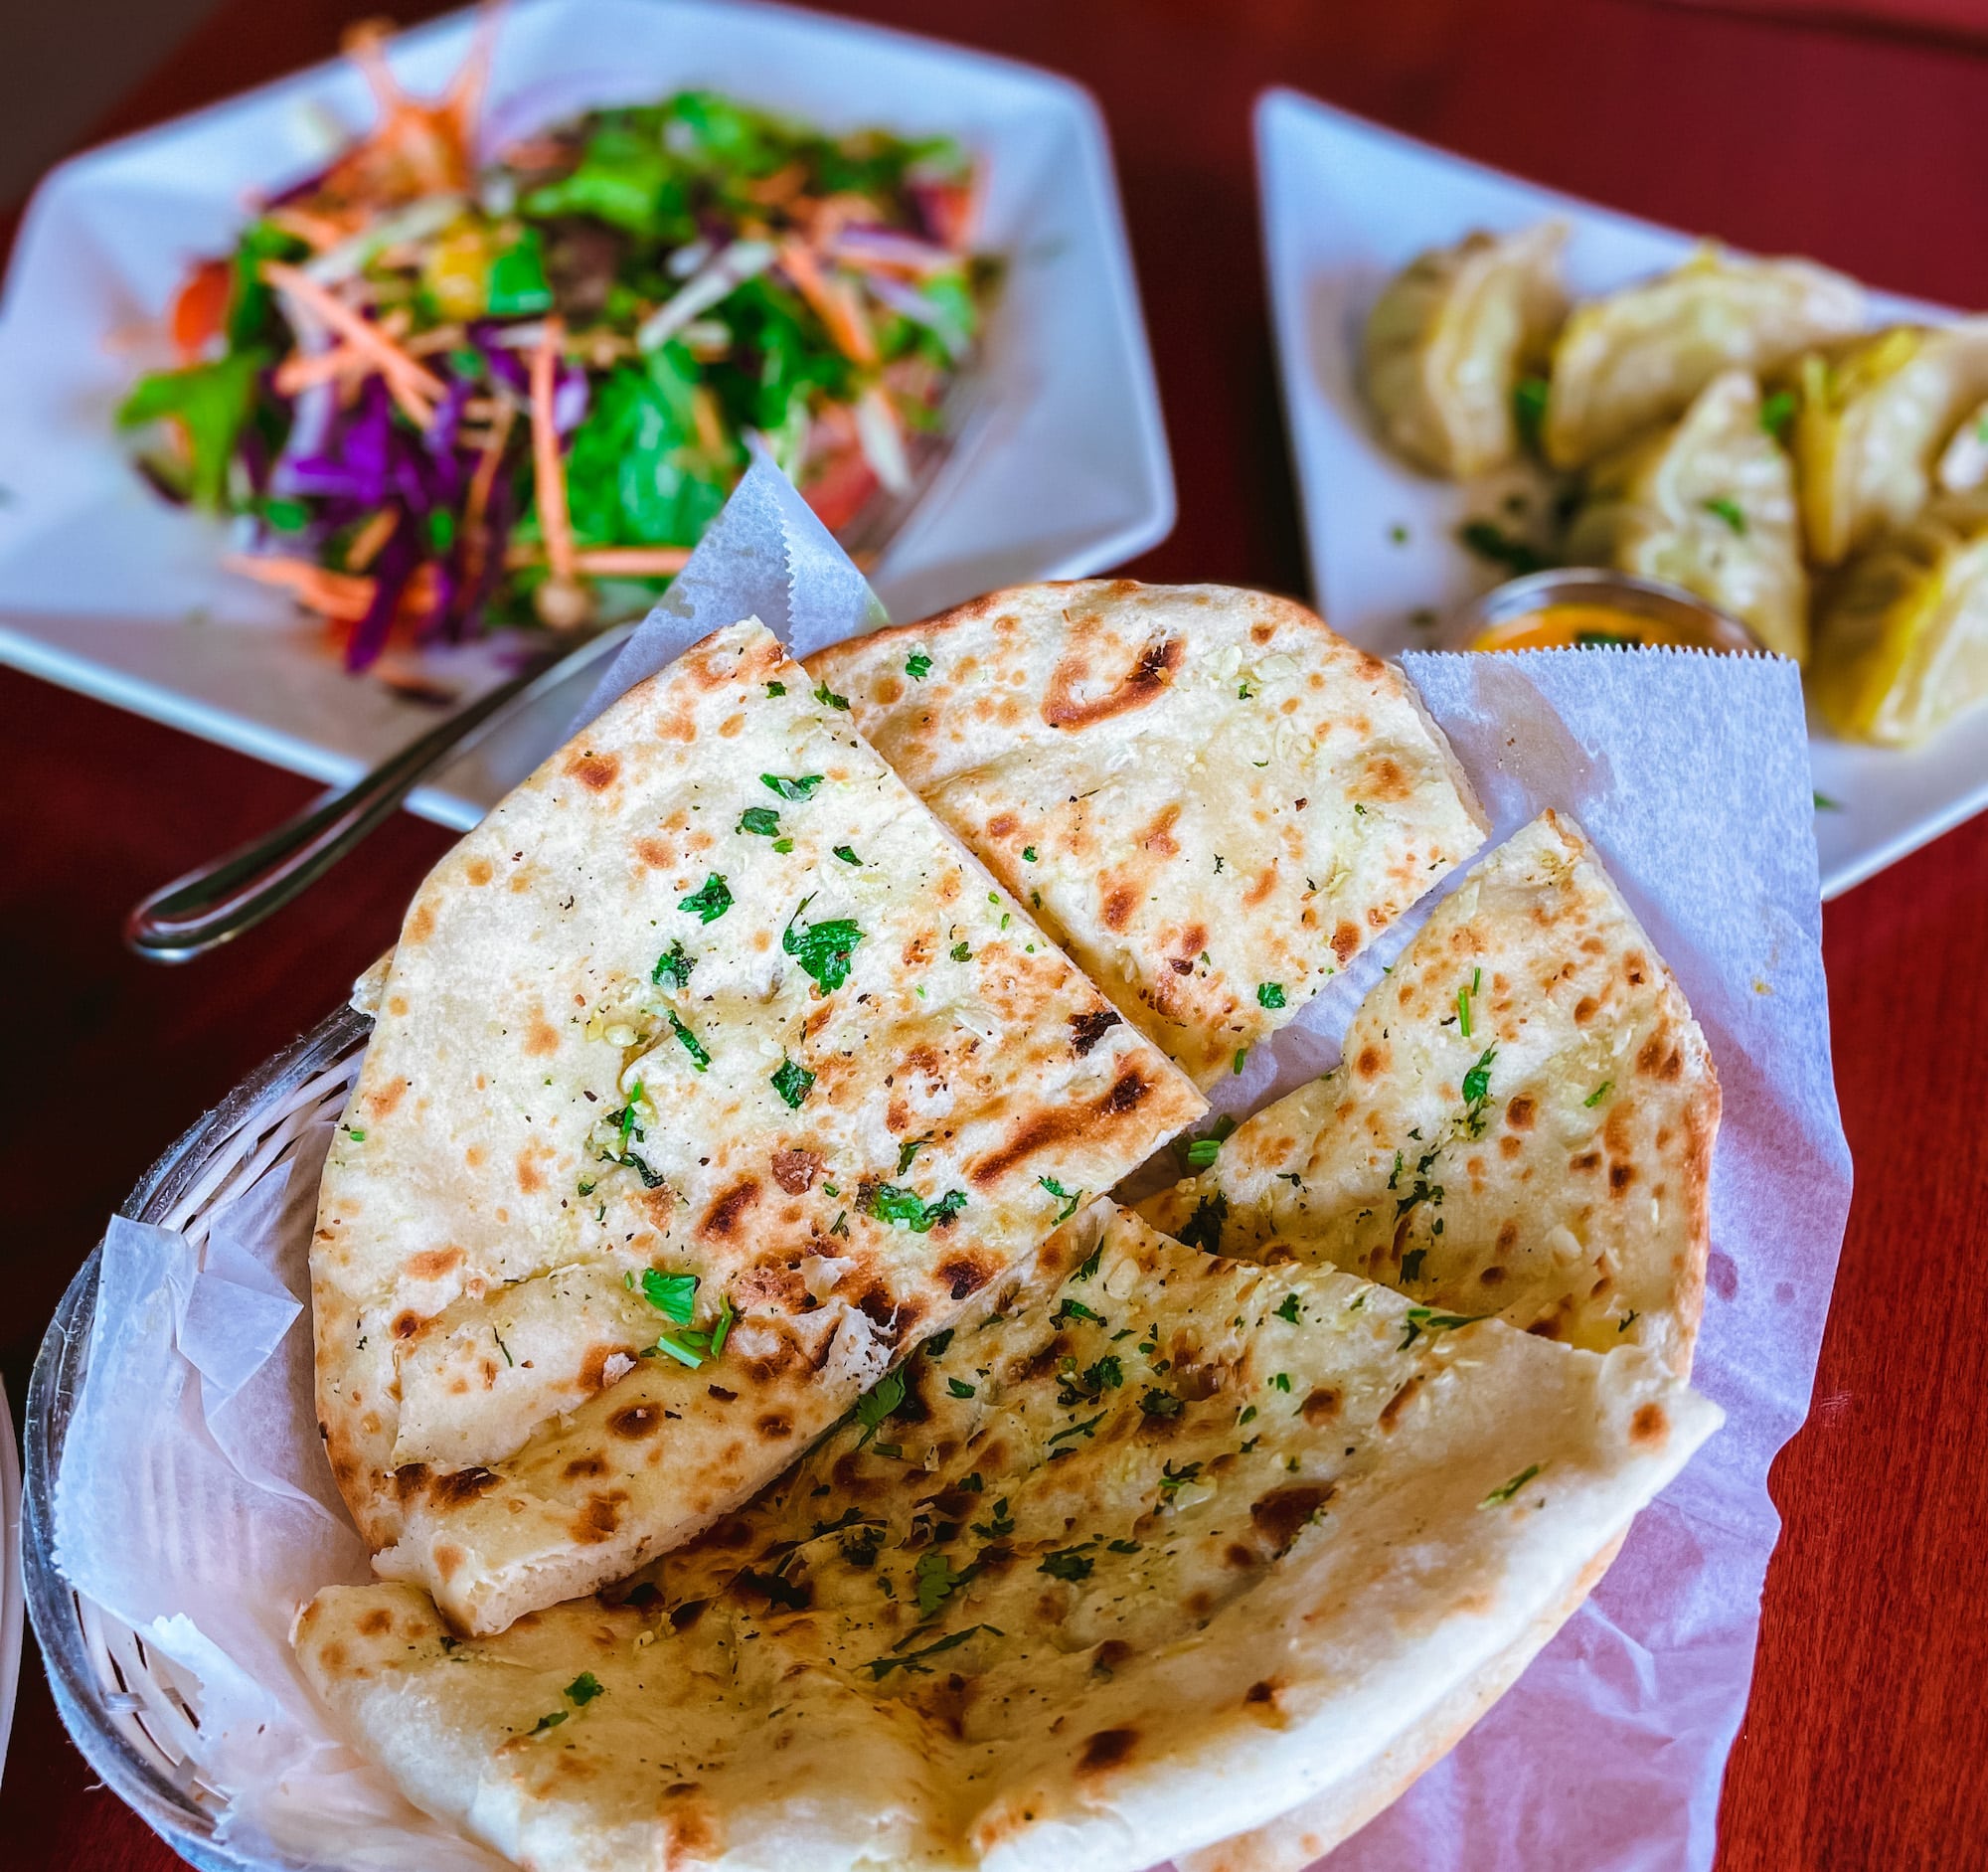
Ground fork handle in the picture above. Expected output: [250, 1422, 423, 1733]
[124, 659, 547, 963]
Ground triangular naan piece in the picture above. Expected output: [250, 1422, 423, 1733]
[1141, 811, 1717, 1375]
[314, 620, 1204, 1633]
[297, 1201, 1718, 1872]
[805, 582, 1487, 1087]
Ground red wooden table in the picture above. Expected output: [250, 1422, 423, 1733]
[4, 1, 1985, 1865]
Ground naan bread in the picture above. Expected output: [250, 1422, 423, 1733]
[1544, 245, 1865, 468]
[1141, 811, 1716, 1377]
[297, 1200, 1719, 1872]
[314, 619, 1204, 1633]
[805, 582, 1487, 1088]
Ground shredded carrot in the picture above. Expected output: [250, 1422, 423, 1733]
[224, 554, 377, 621]
[737, 162, 806, 208]
[261, 206, 353, 251]
[261, 261, 446, 404]
[529, 317, 577, 583]
[442, 3, 504, 151]
[777, 242, 878, 368]
[344, 509, 398, 573]
[465, 398, 517, 539]
[574, 547, 695, 576]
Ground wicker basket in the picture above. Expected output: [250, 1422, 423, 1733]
[23, 1004, 370, 1872]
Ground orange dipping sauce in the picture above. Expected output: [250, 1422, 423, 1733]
[1469, 602, 1709, 652]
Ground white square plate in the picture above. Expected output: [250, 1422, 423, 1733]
[1256, 86, 1988, 898]
[0, 0, 1172, 830]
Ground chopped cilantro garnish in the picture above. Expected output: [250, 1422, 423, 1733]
[1400, 1305, 1481, 1350]
[1107, 1538, 1142, 1555]
[1178, 1192, 1228, 1256]
[679, 874, 732, 923]
[833, 844, 863, 865]
[1703, 495, 1747, 535]
[1022, 845, 1038, 862]
[914, 1549, 976, 1617]
[1458, 519, 1546, 576]
[1813, 791, 1842, 811]
[1457, 981, 1473, 1038]
[1178, 1115, 1236, 1173]
[667, 1009, 710, 1072]
[1257, 981, 1286, 1009]
[771, 837, 794, 853]
[852, 1368, 907, 1448]
[1462, 1046, 1496, 1106]
[947, 1377, 977, 1399]
[1619, 1310, 1639, 1332]
[1082, 1354, 1123, 1392]
[1480, 1463, 1543, 1507]
[765, 680, 786, 697]
[1157, 1458, 1203, 1497]
[1513, 375, 1550, 452]
[1040, 1175, 1083, 1223]
[813, 680, 850, 712]
[641, 1269, 699, 1324]
[761, 772, 823, 800]
[950, 939, 972, 961]
[770, 1056, 814, 1107]
[782, 895, 865, 993]
[972, 1498, 1016, 1540]
[1585, 1080, 1613, 1107]
[1048, 1412, 1107, 1447]
[343, 1125, 366, 1141]
[1269, 1372, 1291, 1393]
[1234, 1048, 1249, 1076]
[905, 652, 932, 680]
[528, 1710, 568, 1737]
[1138, 1387, 1183, 1420]
[651, 939, 694, 989]
[565, 1672, 603, 1706]
[866, 1182, 967, 1233]
[1073, 1242, 1104, 1282]
[1273, 1293, 1302, 1324]
[866, 1624, 1000, 1680]
[1054, 1297, 1105, 1328]
[924, 1328, 955, 1358]
[897, 1135, 932, 1175]
[1400, 1248, 1427, 1282]
[739, 804, 782, 837]
[1039, 1548, 1094, 1583]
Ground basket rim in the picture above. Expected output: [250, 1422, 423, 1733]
[23, 1000, 372, 1872]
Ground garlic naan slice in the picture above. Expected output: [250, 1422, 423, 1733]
[297, 1200, 1718, 1872]
[314, 620, 1204, 1634]
[1544, 245, 1865, 469]
[1564, 370, 1807, 662]
[806, 582, 1487, 1088]
[1141, 811, 1716, 1377]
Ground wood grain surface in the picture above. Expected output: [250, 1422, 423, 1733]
[2, 1, 1983, 1865]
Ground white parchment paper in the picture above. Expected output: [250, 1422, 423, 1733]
[50, 461, 1851, 1871]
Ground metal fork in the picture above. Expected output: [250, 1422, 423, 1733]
[123, 622, 635, 963]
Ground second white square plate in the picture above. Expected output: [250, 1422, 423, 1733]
[1257, 85, 1988, 898]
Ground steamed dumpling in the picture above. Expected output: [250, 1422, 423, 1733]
[1936, 397, 1988, 496]
[1811, 497, 1988, 746]
[1545, 246, 1865, 469]
[1564, 370, 1808, 661]
[1361, 223, 1567, 478]
[1793, 320, 1988, 564]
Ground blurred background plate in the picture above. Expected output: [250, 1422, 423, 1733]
[0, 0, 1173, 832]
[1256, 85, 1988, 899]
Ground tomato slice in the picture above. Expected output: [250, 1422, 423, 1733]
[171, 258, 234, 361]
[802, 447, 880, 534]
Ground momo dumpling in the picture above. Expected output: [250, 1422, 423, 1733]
[1564, 371, 1808, 661]
[1544, 246, 1865, 469]
[1811, 497, 1988, 746]
[1792, 320, 1988, 565]
[1362, 223, 1567, 478]
[1936, 396, 1988, 496]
